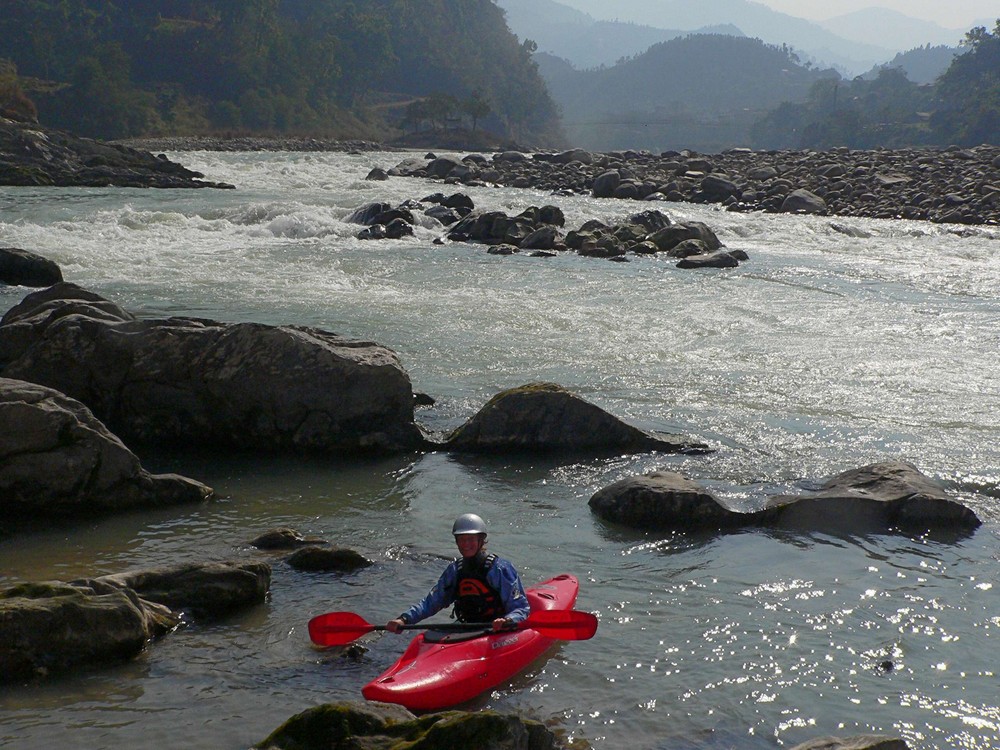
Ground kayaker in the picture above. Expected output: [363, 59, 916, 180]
[386, 513, 530, 634]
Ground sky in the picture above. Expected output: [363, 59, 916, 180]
[753, 0, 998, 29]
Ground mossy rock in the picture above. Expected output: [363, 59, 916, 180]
[445, 382, 709, 456]
[257, 702, 559, 750]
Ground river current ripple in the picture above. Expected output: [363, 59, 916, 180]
[1, 150, 999, 750]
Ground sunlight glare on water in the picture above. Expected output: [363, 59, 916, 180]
[2, 150, 1000, 750]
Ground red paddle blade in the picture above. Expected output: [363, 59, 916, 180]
[525, 610, 598, 640]
[308, 611, 375, 646]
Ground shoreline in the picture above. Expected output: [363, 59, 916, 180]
[112, 135, 394, 153]
[115, 136, 1000, 227]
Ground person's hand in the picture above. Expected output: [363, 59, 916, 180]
[492, 617, 514, 632]
[386, 618, 405, 634]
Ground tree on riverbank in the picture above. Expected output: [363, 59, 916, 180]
[0, 0, 561, 145]
[750, 21, 1000, 149]
[931, 21, 1000, 145]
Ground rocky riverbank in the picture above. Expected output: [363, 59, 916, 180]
[0, 118, 234, 188]
[385, 145, 1000, 227]
[114, 135, 389, 154]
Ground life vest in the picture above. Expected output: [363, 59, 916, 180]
[453, 553, 503, 623]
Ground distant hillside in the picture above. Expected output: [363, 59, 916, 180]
[496, 0, 740, 70]
[538, 33, 838, 152]
[0, 0, 562, 145]
[553, 0, 900, 74]
[819, 8, 965, 51]
[865, 45, 962, 85]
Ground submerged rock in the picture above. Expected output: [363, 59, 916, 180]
[0, 560, 270, 683]
[0, 247, 63, 287]
[256, 702, 559, 750]
[445, 382, 710, 455]
[286, 547, 374, 573]
[0, 581, 178, 682]
[589, 471, 771, 529]
[589, 461, 980, 536]
[250, 528, 329, 550]
[789, 736, 909, 750]
[87, 561, 272, 620]
[766, 460, 981, 532]
[0, 283, 424, 454]
[0, 118, 234, 189]
[0, 377, 212, 520]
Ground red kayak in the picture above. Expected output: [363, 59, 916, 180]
[361, 573, 580, 710]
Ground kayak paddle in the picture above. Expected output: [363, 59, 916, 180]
[308, 609, 598, 647]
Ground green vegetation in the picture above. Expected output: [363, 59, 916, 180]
[0, 0, 561, 144]
[752, 22, 1000, 149]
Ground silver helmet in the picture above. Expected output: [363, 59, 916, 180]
[452, 513, 487, 536]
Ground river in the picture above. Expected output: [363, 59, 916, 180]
[1, 150, 999, 750]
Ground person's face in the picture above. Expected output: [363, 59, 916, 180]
[455, 533, 483, 559]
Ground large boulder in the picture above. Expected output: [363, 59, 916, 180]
[0, 580, 178, 682]
[88, 561, 272, 620]
[789, 737, 908, 750]
[781, 188, 828, 215]
[444, 382, 710, 455]
[589, 471, 772, 529]
[766, 461, 981, 532]
[0, 560, 271, 683]
[0, 377, 212, 519]
[588, 462, 980, 536]
[256, 702, 559, 750]
[0, 247, 63, 287]
[0, 118, 234, 189]
[0, 283, 423, 453]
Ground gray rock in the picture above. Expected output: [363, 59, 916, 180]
[0, 119, 234, 189]
[788, 736, 909, 750]
[256, 702, 559, 750]
[552, 148, 594, 165]
[89, 561, 271, 620]
[592, 170, 622, 198]
[250, 528, 328, 550]
[286, 547, 374, 572]
[0, 377, 212, 519]
[445, 382, 709, 455]
[676, 250, 741, 269]
[0, 248, 63, 287]
[781, 188, 829, 215]
[590, 461, 978, 536]
[0, 580, 178, 682]
[520, 225, 560, 250]
[589, 471, 765, 529]
[767, 460, 981, 531]
[0, 283, 422, 454]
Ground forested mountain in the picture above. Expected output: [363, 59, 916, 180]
[752, 23, 1000, 150]
[0, 0, 561, 145]
[864, 45, 961, 85]
[537, 33, 837, 152]
[496, 0, 740, 71]
[551, 0, 896, 74]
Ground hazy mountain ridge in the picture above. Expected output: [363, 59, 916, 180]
[866, 45, 963, 85]
[547, 0, 952, 74]
[536, 32, 839, 151]
[818, 8, 966, 50]
[498, 0, 745, 69]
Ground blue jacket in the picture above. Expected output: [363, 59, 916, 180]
[399, 555, 530, 625]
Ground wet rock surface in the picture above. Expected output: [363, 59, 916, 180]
[0, 376, 212, 520]
[387, 146, 1000, 226]
[589, 461, 980, 535]
[444, 382, 711, 456]
[0, 561, 270, 682]
[0, 118, 235, 189]
[0, 283, 424, 454]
